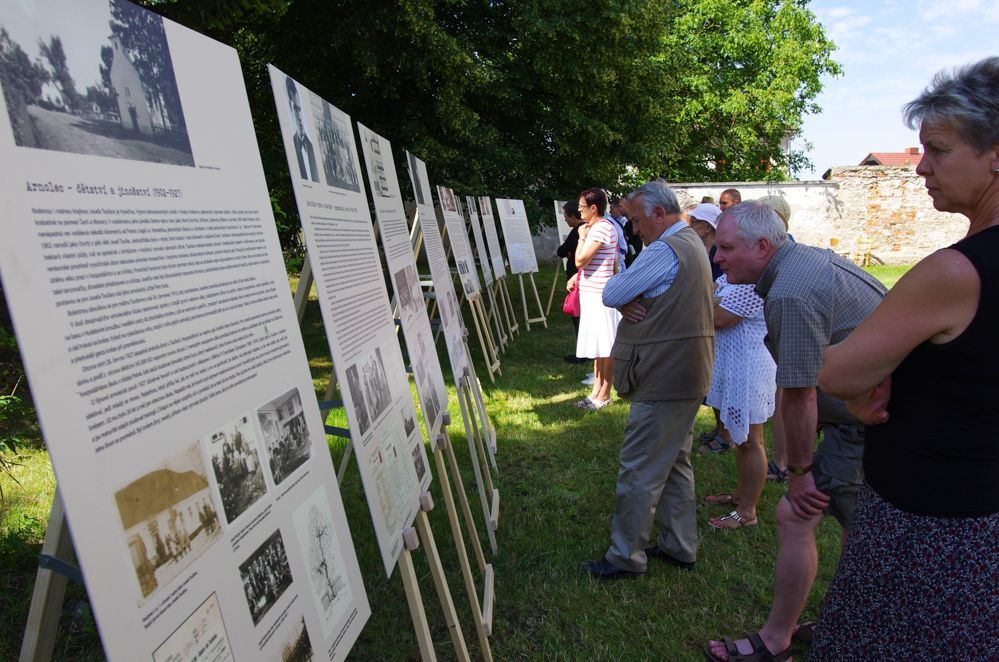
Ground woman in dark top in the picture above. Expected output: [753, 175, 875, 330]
[557, 201, 585, 363]
[814, 57, 999, 659]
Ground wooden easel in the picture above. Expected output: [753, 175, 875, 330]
[544, 262, 562, 318]
[516, 272, 548, 331]
[494, 277, 520, 339]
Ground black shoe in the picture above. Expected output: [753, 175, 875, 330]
[581, 558, 644, 580]
[644, 545, 695, 570]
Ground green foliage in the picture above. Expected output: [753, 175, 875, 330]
[136, 0, 838, 241]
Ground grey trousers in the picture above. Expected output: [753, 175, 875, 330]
[605, 398, 701, 572]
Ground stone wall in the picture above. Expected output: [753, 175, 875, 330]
[531, 169, 968, 266]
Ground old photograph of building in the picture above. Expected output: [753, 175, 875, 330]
[258, 388, 311, 486]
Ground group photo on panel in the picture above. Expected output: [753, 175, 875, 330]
[0, 0, 996, 659]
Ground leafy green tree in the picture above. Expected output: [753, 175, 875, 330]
[0, 28, 49, 146]
[138, 0, 837, 244]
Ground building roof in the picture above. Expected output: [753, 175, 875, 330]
[859, 147, 922, 167]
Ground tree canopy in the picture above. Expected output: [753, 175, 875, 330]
[141, 0, 839, 248]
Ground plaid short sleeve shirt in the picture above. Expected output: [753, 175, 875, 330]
[755, 241, 887, 423]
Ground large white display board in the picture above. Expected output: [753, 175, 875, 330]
[553, 200, 571, 246]
[406, 153, 470, 383]
[495, 198, 539, 274]
[477, 196, 507, 279]
[465, 196, 494, 288]
[436, 185, 481, 298]
[0, 2, 369, 659]
[357, 124, 448, 443]
[269, 67, 430, 577]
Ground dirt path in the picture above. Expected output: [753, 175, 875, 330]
[27, 105, 194, 166]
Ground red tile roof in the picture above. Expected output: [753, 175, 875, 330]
[859, 148, 922, 167]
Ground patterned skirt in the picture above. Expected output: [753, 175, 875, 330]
[811, 484, 999, 660]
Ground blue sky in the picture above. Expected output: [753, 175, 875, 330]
[795, 0, 999, 179]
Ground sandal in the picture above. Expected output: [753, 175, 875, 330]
[766, 461, 788, 482]
[697, 437, 731, 454]
[584, 398, 611, 411]
[704, 493, 737, 506]
[709, 510, 758, 530]
[792, 621, 815, 644]
[574, 397, 593, 409]
[698, 429, 720, 443]
[704, 632, 791, 661]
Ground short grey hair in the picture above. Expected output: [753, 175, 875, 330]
[720, 201, 787, 248]
[902, 56, 999, 155]
[630, 180, 681, 216]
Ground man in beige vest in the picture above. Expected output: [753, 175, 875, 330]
[582, 181, 715, 579]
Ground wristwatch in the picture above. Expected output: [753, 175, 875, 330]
[787, 464, 812, 476]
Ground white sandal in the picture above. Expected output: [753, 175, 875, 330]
[708, 510, 758, 530]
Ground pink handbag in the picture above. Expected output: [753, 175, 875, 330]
[562, 285, 580, 317]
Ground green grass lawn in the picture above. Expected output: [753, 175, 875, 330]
[0, 265, 909, 660]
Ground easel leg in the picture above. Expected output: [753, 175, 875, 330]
[415, 509, 470, 661]
[528, 274, 548, 329]
[457, 379, 498, 555]
[20, 488, 74, 662]
[518, 274, 531, 331]
[544, 263, 560, 318]
[398, 547, 437, 662]
[433, 445, 494, 655]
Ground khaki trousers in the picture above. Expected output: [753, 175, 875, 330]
[605, 398, 700, 572]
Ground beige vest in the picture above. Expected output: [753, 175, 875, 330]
[611, 227, 715, 401]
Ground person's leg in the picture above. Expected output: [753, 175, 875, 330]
[706, 496, 824, 659]
[604, 401, 677, 572]
[595, 356, 614, 402]
[717, 424, 766, 526]
[652, 398, 702, 562]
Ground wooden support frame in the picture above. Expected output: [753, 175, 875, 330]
[517, 273, 548, 331]
[544, 262, 562, 318]
[495, 277, 519, 339]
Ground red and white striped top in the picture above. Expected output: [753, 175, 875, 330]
[579, 219, 618, 294]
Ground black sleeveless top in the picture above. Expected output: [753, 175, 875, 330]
[864, 225, 999, 517]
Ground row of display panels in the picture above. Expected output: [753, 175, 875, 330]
[0, 0, 535, 659]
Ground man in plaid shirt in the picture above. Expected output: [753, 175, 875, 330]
[706, 201, 886, 661]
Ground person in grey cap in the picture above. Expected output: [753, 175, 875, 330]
[689, 202, 723, 280]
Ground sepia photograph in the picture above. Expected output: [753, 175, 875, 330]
[239, 529, 294, 626]
[292, 486, 352, 637]
[393, 265, 415, 314]
[411, 443, 426, 482]
[114, 442, 222, 602]
[153, 593, 233, 662]
[407, 151, 425, 205]
[437, 185, 457, 213]
[344, 348, 392, 437]
[0, 0, 194, 165]
[205, 414, 268, 524]
[402, 408, 416, 438]
[258, 388, 311, 485]
[284, 76, 318, 182]
[312, 95, 359, 192]
[278, 615, 314, 662]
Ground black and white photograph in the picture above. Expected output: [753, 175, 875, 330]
[292, 486, 351, 637]
[153, 593, 233, 662]
[0, 0, 193, 165]
[278, 616, 314, 662]
[363, 132, 393, 198]
[284, 76, 318, 182]
[407, 150, 425, 205]
[411, 443, 427, 482]
[393, 265, 416, 314]
[343, 363, 371, 436]
[312, 95, 359, 192]
[205, 414, 268, 524]
[113, 442, 222, 602]
[258, 388, 311, 486]
[239, 529, 294, 627]
[402, 408, 416, 438]
[437, 185, 457, 213]
[344, 348, 392, 436]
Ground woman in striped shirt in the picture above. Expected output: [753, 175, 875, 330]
[574, 188, 622, 410]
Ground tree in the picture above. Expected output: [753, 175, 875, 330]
[136, 0, 838, 246]
[0, 29, 49, 146]
[38, 35, 82, 112]
[306, 504, 339, 610]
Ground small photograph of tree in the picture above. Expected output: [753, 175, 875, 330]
[0, 0, 193, 165]
[292, 486, 352, 637]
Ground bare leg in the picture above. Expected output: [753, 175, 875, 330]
[590, 356, 614, 402]
[707, 496, 824, 659]
[711, 423, 766, 526]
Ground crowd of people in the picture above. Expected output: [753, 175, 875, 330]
[559, 57, 998, 660]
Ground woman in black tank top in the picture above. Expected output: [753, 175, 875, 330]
[810, 57, 999, 660]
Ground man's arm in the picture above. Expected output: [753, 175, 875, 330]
[602, 241, 676, 309]
[780, 386, 829, 518]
